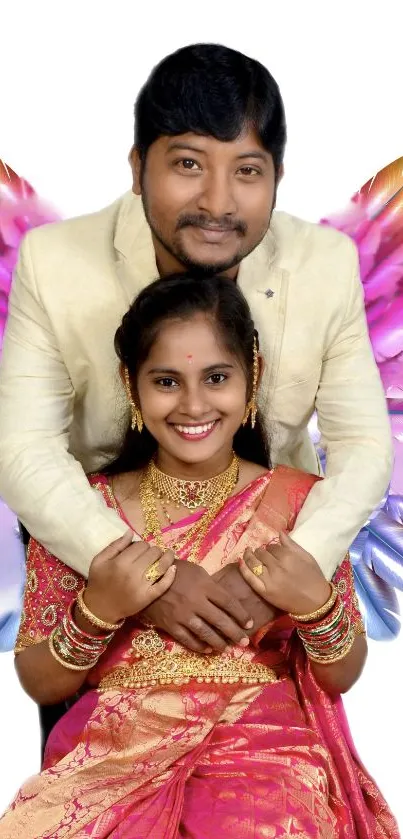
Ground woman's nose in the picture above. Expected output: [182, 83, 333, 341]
[179, 387, 209, 418]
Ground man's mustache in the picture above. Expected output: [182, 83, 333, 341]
[176, 214, 247, 236]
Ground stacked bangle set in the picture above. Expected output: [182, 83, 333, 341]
[48, 588, 123, 671]
[290, 583, 355, 664]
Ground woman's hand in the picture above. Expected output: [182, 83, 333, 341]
[239, 531, 331, 616]
[85, 531, 176, 624]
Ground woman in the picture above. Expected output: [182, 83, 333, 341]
[0, 275, 398, 838]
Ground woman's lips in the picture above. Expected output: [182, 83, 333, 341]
[171, 420, 219, 441]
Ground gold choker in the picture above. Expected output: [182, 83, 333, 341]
[140, 453, 240, 564]
[148, 455, 239, 511]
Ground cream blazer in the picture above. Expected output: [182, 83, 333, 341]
[0, 192, 393, 579]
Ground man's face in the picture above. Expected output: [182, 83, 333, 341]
[130, 128, 278, 278]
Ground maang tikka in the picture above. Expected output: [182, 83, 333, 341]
[123, 366, 143, 433]
[242, 335, 259, 429]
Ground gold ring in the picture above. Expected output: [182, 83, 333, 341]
[145, 559, 162, 583]
[252, 563, 264, 577]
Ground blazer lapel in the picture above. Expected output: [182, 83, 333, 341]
[113, 192, 158, 306]
[238, 228, 289, 413]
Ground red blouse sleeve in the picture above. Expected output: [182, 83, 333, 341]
[333, 554, 366, 635]
[15, 539, 83, 653]
[15, 473, 118, 653]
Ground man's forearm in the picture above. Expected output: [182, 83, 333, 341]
[0, 440, 127, 576]
[290, 443, 392, 579]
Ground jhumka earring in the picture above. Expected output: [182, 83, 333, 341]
[123, 366, 143, 433]
[242, 335, 259, 429]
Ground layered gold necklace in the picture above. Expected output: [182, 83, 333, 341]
[139, 453, 240, 564]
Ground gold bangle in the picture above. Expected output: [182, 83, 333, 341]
[48, 629, 95, 671]
[76, 588, 125, 632]
[305, 627, 356, 665]
[289, 583, 338, 623]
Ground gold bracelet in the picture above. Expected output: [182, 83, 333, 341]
[76, 588, 125, 632]
[289, 583, 338, 623]
[48, 629, 95, 671]
[305, 626, 356, 665]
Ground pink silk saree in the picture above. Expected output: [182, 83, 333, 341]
[0, 466, 399, 838]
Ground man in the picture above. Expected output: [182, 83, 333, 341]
[0, 43, 392, 651]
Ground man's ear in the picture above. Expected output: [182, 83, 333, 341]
[129, 146, 142, 196]
[277, 163, 285, 185]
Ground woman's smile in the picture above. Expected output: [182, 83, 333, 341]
[170, 419, 220, 441]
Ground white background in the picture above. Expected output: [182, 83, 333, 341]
[0, 0, 402, 829]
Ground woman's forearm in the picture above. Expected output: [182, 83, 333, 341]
[15, 603, 114, 705]
[310, 633, 367, 695]
[15, 641, 90, 705]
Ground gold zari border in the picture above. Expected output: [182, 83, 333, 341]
[98, 652, 279, 691]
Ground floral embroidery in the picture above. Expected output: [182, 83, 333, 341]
[41, 605, 58, 626]
[27, 569, 38, 593]
[60, 574, 79, 592]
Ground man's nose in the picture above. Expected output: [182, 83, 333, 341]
[196, 171, 237, 220]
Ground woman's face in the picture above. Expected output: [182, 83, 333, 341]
[136, 313, 249, 470]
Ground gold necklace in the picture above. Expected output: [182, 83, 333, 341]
[149, 456, 239, 511]
[139, 453, 240, 564]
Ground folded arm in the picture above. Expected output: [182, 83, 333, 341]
[0, 233, 127, 576]
[291, 244, 393, 579]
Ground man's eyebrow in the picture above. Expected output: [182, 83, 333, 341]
[166, 142, 269, 163]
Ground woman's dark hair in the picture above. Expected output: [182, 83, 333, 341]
[104, 273, 271, 475]
[134, 43, 286, 177]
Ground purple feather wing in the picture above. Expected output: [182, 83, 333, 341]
[0, 161, 61, 650]
[318, 158, 403, 639]
[0, 161, 59, 349]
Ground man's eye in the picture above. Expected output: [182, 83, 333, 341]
[177, 159, 200, 171]
[238, 166, 261, 176]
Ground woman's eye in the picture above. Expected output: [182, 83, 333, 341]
[156, 378, 178, 388]
[206, 373, 227, 385]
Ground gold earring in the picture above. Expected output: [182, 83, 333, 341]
[242, 336, 259, 429]
[123, 366, 143, 433]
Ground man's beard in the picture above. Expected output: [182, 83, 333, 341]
[141, 195, 274, 278]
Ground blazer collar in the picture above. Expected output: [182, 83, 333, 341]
[114, 192, 158, 302]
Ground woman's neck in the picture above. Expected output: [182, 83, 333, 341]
[154, 446, 235, 481]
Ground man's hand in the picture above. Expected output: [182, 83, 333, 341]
[141, 560, 253, 653]
[213, 563, 278, 633]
